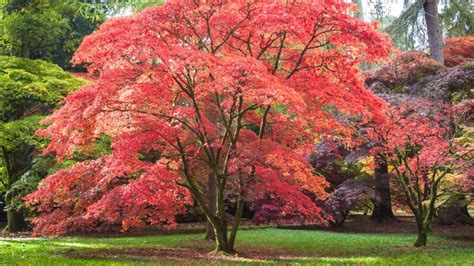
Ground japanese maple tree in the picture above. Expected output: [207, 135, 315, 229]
[367, 98, 472, 247]
[324, 179, 378, 227]
[25, 0, 391, 253]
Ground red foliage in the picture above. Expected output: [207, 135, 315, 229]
[445, 36, 474, 67]
[452, 99, 474, 192]
[26, 0, 392, 236]
[366, 97, 471, 198]
[366, 99, 472, 246]
[368, 98, 449, 164]
[366, 51, 441, 88]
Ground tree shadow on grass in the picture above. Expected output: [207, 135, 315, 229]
[443, 234, 474, 242]
[279, 215, 474, 238]
[57, 246, 386, 265]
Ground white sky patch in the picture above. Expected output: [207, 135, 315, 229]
[362, 0, 405, 19]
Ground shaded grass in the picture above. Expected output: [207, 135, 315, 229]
[0, 228, 472, 265]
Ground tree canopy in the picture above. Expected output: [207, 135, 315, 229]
[25, 0, 392, 253]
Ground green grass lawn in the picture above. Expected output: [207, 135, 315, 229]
[0, 228, 472, 265]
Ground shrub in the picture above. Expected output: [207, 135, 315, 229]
[445, 36, 474, 67]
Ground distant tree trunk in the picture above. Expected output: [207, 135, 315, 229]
[423, 0, 444, 64]
[6, 194, 26, 232]
[2, 145, 33, 233]
[205, 173, 216, 240]
[371, 156, 395, 221]
[352, 0, 364, 20]
[20, 31, 31, 59]
[436, 194, 474, 225]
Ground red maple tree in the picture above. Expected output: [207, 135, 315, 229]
[25, 0, 391, 253]
[365, 98, 472, 247]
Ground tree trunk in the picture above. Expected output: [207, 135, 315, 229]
[414, 230, 428, 247]
[414, 213, 430, 247]
[205, 219, 215, 240]
[2, 145, 33, 233]
[436, 194, 474, 225]
[228, 199, 244, 248]
[423, 0, 444, 64]
[183, 167, 244, 254]
[214, 227, 235, 254]
[205, 173, 217, 240]
[371, 157, 395, 221]
[20, 31, 31, 59]
[5, 193, 26, 233]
